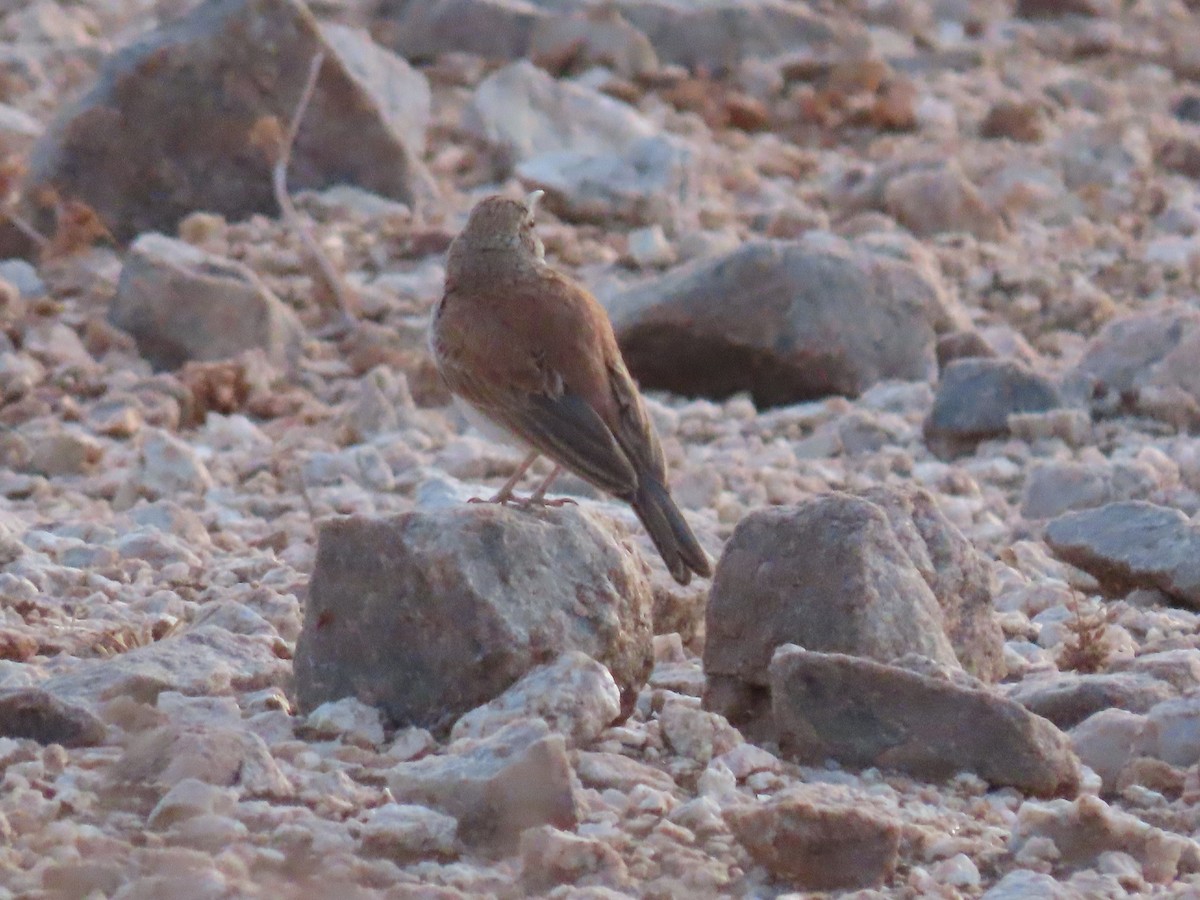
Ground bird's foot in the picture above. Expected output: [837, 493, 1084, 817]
[467, 492, 527, 505]
[467, 494, 577, 508]
[521, 496, 577, 508]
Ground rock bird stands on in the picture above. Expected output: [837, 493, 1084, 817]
[429, 192, 711, 585]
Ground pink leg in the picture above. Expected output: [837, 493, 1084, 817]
[468, 451, 539, 505]
[525, 465, 576, 507]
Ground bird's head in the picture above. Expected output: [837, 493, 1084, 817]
[452, 191, 546, 263]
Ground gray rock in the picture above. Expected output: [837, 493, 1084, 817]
[1045, 501, 1200, 608]
[925, 358, 1062, 455]
[519, 824, 630, 893]
[1016, 0, 1117, 17]
[725, 793, 900, 891]
[387, 718, 578, 851]
[981, 870, 1083, 900]
[883, 162, 1007, 241]
[604, 238, 943, 407]
[1069, 708, 1148, 792]
[21, 0, 435, 242]
[704, 494, 958, 689]
[1021, 462, 1113, 520]
[611, 0, 847, 72]
[1066, 307, 1200, 428]
[378, 0, 547, 62]
[1007, 672, 1176, 730]
[0, 688, 106, 747]
[110, 233, 304, 372]
[530, 7, 658, 78]
[516, 136, 693, 227]
[124, 427, 213, 500]
[464, 60, 654, 173]
[1143, 695, 1200, 767]
[860, 485, 1005, 682]
[294, 506, 654, 731]
[770, 646, 1081, 796]
[41, 626, 290, 706]
[703, 490, 1008, 734]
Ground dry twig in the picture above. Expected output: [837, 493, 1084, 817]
[272, 51, 359, 331]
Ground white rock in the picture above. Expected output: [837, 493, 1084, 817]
[129, 428, 213, 499]
[1069, 708, 1148, 791]
[627, 225, 676, 269]
[358, 803, 458, 861]
[1143, 696, 1200, 766]
[450, 651, 620, 749]
[305, 696, 386, 748]
[147, 777, 237, 829]
[464, 60, 653, 164]
[1013, 794, 1198, 884]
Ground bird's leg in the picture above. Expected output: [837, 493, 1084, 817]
[524, 465, 576, 508]
[468, 451, 538, 505]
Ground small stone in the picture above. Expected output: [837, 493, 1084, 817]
[110, 233, 304, 372]
[358, 803, 458, 862]
[303, 696, 386, 748]
[113, 724, 292, 797]
[148, 778, 237, 829]
[126, 427, 213, 499]
[450, 651, 620, 749]
[519, 824, 629, 893]
[883, 162, 1006, 241]
[626, 225, 676, 269]
[0, 688, 106, 747]
[387, 718, 578, 852]
[980, 101, 1045, 143]
[726, 792, 900, 891]
[1012, 793, 1198, 883]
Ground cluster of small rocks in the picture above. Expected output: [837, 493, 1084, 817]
[5, 0, 1200, 896]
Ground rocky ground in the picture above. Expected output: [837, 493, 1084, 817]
[4, 0, 1200, 896]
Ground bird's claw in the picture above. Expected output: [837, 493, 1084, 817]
[467, 494, 576, 508]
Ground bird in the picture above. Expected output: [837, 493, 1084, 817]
[428, 191, 711, 585]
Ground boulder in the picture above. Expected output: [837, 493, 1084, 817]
[604, 238, 945, 407]
[703, 489, 1007, 734]
[110, 234, 304, 372]
[21, 0, 435, 242]
[1045, 501, 1200, 608]
[770, 646, 1081, 796]
[294, 506, 654, 731]
[463, 60, 654, 173]
[516, 136, 693, 227]
[1066, 307, 1200, 428]
[925, 358, 1062, 456]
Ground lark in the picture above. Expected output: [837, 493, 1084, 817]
[429, 192, 711, 584]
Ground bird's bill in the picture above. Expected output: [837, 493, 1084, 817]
[524, 190, 545, 216]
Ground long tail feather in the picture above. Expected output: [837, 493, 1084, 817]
[629, 478, 712, 585]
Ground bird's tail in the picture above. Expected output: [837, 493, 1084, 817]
[629, 477, 712, 585]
